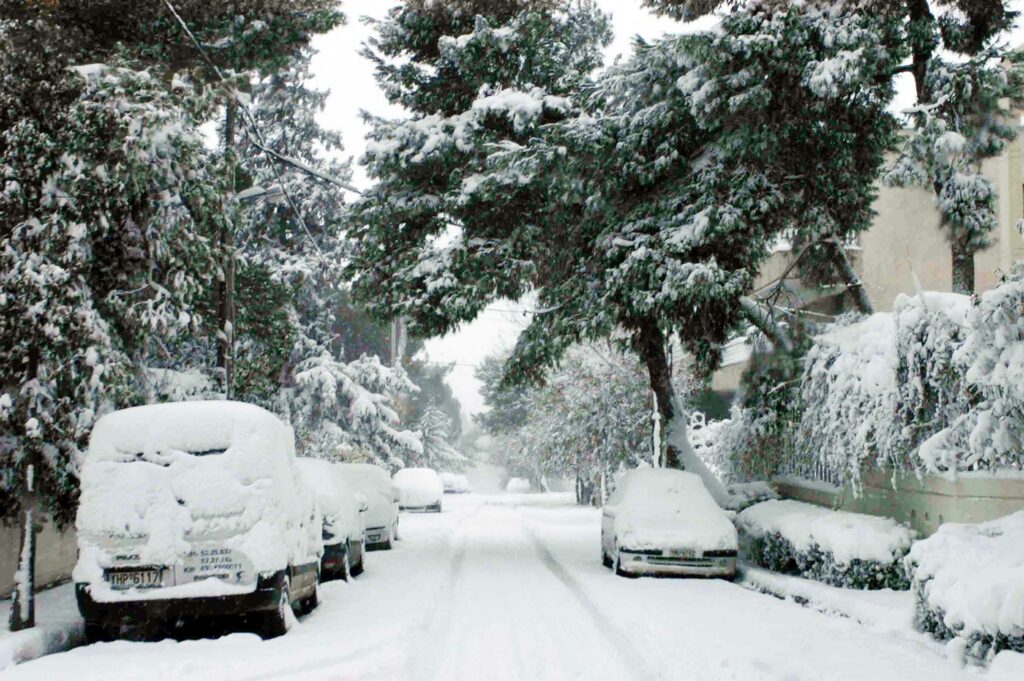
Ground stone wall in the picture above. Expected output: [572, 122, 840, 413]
[0, 519, 77, 597]
[775, 470, 1024, 537]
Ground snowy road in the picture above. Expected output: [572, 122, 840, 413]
[1, 494, 985, 681]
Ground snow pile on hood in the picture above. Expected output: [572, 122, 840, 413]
[907, 511, 1024, 642]
[74, 401, 319, 596]
[336, 463, 396, 529]
[297, 458, 363, 543]
[738, 500, 915, 565]
[612, 469, 737, 552]
[394, 467, 443, 508]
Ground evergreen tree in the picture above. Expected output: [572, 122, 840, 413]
[412, 402, 468, 472]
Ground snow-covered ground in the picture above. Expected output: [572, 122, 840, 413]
[0, 494, 1002, 680]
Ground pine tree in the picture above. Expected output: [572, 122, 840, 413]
[413, 402, 467, 472]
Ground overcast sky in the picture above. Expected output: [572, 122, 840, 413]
[308, 1, 1024, 418]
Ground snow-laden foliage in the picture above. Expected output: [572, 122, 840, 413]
[289, 354, 423, 471]
[883, 51, 1024, 292]
[0, 54, 220, 524]
[411, 403, 468, 472]
[717, 275, 1024, 485]
[477, 344, 696, 488]
[920, 268, 1024, 472]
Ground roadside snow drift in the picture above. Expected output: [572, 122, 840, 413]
[738, 500, 915, 589]
[74, 401, 320, 601]
[907, 510, 1024, 661]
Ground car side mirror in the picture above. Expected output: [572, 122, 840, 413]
[602, 505, 617, 517]
[359, 501, 369, 512]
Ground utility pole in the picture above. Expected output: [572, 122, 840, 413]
[217, 101, 237, 398]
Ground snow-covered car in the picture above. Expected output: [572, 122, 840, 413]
[297, 459, 367, 580]
[600, 468, 737, 578]
[506, 477, 531, 494]
[74, 401, 322, 640]
[440, 472, 471, 494]
[336, 463, 401, 549]
[394, 467, 444, 512]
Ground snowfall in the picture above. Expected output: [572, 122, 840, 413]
[3, 476, 1023, 681]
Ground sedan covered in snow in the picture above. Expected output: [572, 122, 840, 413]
[394, 467, 444, 512]
[600, 468, 737, 578]
[297, 458, 367, 580]
[73, 401, 322, 640]
[336, 462, 401, 549]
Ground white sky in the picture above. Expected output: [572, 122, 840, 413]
[308, 1, 1024, 416]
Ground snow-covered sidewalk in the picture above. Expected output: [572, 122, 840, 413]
[0, 582, 84, 671]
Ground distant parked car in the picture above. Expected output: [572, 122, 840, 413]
[440, 472, 471, 494]
[506, 477, 531, 494]
[600, 468, 737, 579]
[394, 468, 444, 512]
[337, 463, 401, 549]
[297, 459, 366, 580]
[74, 401, 322, 641]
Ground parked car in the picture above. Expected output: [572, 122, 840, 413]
[506, 477, 531, 494]
[297, 459, 366, 580]
[440, 472, 471, 494]
[394, 468, 444, 512]
[600, 468, 738, 579]
[74, 401, 322, 640]
[336, 463, 401, 549]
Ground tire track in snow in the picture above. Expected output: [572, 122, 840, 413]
[519, 514, 662, 681]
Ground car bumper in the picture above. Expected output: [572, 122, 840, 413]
[321, 543, 346, 573]
[365, 526, 390, 547]
[618, 553, 736, 578]
[76, 572, 284, 624]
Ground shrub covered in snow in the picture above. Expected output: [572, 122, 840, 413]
[906, 511, 1024, 662]
[737, 500, 915, 589]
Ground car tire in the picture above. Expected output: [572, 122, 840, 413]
[602, 550, 613, 569]
[393, 521, 400, 541]
[430, 502, 442, 513]
[299, 578, 321, 615]
[339, 548, 351, 582]
[350, 540, 365, 577]
[613, 547, 635, 578]
[261, 581, 291, 639]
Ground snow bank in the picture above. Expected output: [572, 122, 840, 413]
[75, 401, 320, 601]
[0, 584, 83, 671]
[907, 511, 1024, 661]
[738, 500, 915, 589]
[393, 468, 443, 508]
[612, 469, 737, 553]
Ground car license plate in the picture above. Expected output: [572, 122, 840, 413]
[108, 568, 162, 589]
[668, 548, 697, 559]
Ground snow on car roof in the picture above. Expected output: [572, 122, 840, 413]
[88, 400, 293, 463]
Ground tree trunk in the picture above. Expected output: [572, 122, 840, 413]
[631, 319, 680, 469]
[824, 238, 874, 315]
[9, 468, 36, 632]
[739, 296, 794, 352]
[631, 320, 732, 505]
[951, 232, 975, 295]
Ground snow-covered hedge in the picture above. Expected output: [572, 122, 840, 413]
[907, 511, 1024, 662]
[737, 500, 915, 589]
